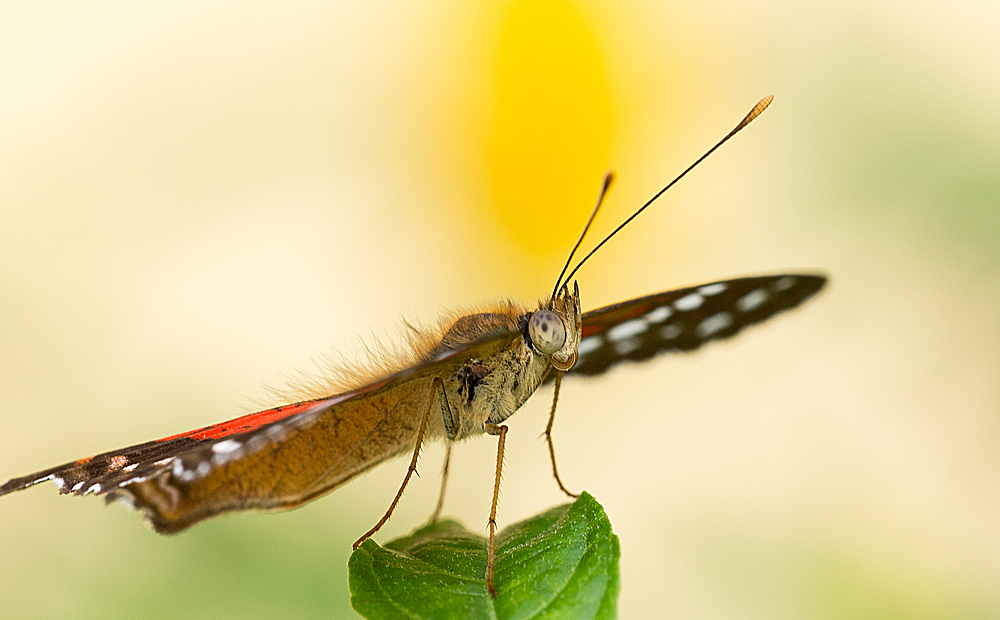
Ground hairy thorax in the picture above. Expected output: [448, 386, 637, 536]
[431, 308, 552, 441]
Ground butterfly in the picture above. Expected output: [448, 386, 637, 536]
[0, 96, 825, 595]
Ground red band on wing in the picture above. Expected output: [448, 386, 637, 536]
[156, 400, 323, 442]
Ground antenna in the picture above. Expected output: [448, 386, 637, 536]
[560, 96, 773, 288]
[551, 171, 615, 300]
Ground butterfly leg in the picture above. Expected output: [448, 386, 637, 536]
[429, 441, 452, 522]
[483, 421, 508, 597]
[544, 371, 579, 498]
[352, 376, 441, 550]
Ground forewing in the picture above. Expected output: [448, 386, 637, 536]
[571, 274, 826, 376]
[0, 399, 326, 499]
[0, 330, 521, 520]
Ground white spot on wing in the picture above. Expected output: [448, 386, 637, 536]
[246, 435, 267, 453]
[123, 463, 138, 473]
[212, 439, 242, 454]
[52, 477, 65, 490]
[154, 458, 173, 466]
[773, 276, 795, 291]
[577, 336, 603, 356]
[696, 312, 733, 339]
[112, 492, 136, 511]
[266, 424, 287, 441]
[643, 306, 672, 324]
[84, 483, 101, 495]
[72, 481, 84, 492]
[607, 319, 647, 343]
[698, 282, 727, 296]
[195, 461, 211, 478]
[660, 324, 681, 339]
[674, 293, 704, 311]
[32, 474, 54, 485]
[737, 289, 768, 312]
[613, 336, 643, 356]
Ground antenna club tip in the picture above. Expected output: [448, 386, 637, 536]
[602, 170, 616, 191]
[751, 95, 773, 116]
[736, 95, 774, 130]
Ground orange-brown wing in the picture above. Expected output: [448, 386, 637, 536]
[0, 330, 520, 533]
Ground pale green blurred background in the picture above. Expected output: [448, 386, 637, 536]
[1, 1, 998, 619]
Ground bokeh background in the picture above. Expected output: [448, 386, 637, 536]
[1, 1, 998, 618]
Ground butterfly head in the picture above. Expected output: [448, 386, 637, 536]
[530, 281, 581, 371]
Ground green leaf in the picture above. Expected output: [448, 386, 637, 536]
[349, 492, 619, 620]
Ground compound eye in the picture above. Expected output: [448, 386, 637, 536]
[528, 310, 566, 355]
